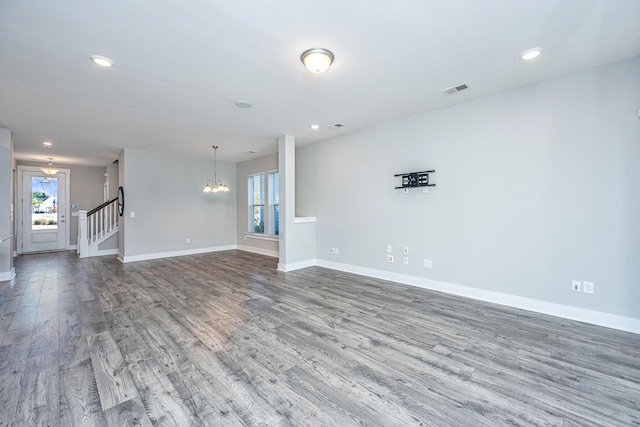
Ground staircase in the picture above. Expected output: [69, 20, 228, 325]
[77, 198, 119, 258]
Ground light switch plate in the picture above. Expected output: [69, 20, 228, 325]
[583, 281, 594, 294]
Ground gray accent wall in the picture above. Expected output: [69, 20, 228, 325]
[236, 153, 278, 256]
[296, 56, 640, 320]
[120, 149, 236, 258]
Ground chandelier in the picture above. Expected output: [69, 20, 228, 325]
[41, 158, 59, 175]
[203, 146, 229, 193]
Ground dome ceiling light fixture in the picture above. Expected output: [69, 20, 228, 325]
[300, 48, 334, 73]
[90, 55, 115, 67]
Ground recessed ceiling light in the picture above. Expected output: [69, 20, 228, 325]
[90, 55, 115, 67]
[310, 124, 320, 130]
[234, 100, 253, 109]
[520, 47, 543, 61]
[42, 141, 52, 149]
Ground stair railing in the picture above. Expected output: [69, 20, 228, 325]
[78, 197, 119, 258]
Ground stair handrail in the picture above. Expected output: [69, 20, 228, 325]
[88, 197, 117, 216]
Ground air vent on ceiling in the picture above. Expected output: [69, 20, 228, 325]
[328, 123, 344, 129]
[441, 82, 470, 96]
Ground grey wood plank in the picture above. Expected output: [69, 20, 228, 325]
[87, 331, 139, 411]
[28, 310, 59, 358]
[0, 341, 31, 426]
[59, 359, 108, 427]
[1, 304, 38, 346]
[128, 358, 200, 426]
[166, 360, 247, 426]
[12, 349, 60, 426]
[103, 396, 153, 427]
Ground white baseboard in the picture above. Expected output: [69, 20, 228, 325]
[119, 245, 237, 263]
[277, 259, 316, 272]
[69, 244, 78, 250]
[0, 267, 16, 282]
[315, 259, 640, 335]
[237, 245, 278, 258]
[96, 249, 119, 257]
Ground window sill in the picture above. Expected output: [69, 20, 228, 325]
[245, 233, 279, 242]
[294, 216, 316, 223]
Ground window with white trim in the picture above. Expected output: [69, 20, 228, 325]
[248, 170, 279, 235]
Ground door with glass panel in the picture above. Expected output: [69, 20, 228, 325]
[21, 169, 68, 253]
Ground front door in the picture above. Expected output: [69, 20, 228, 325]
[21, 168, 69, 253]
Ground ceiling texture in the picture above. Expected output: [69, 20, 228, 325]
[1, 0, 639, 166]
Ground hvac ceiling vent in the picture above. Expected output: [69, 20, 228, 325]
[441, 83, 470, 96]
[328, 123, 344, 129]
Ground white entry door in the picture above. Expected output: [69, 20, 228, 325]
[21, 168, 69, 253]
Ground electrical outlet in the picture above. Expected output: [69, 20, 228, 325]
[403, 257, 409, 265]
[331, 248, 339, 255]
[423, 259, 432, 268]
[386, 245, 392, 253]
[572, 281, 581, 292]
[583, 281, 594, 294]
[186, 238, 191, 244]
[386, 255, 394, 263]
[403, 247, 409, 255]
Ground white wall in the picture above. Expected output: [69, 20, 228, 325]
[106, 160, 119, 200]
[0, 129, 14, 281]
[236, 153, 279, 257]
[120, 149, 236, 261]
[297, 56, 640, 322]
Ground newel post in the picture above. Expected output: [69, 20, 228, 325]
[78, 210, 88, 258]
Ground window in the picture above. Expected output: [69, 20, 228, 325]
[268, 171, 279, 236]
[31, 176, 58, 230]
[248, 170, 279, 235]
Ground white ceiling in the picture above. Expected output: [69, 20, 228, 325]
[1, 0, 639, 166]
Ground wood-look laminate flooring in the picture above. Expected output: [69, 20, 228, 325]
[1, 250, 638, 426]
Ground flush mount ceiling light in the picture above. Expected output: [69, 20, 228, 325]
[42, 141, 53, 149]
[90, 55, 115, 67]
[520, 47, 543, 60]
[301, 48, 334, 73]
[41, 157, 59, 175]
[310, 124, 320, 130]
[203, 146, 229, 193]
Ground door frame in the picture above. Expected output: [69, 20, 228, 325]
[17, 165, 71, 254]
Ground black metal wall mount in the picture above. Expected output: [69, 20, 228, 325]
[395, 170, 435, 191]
